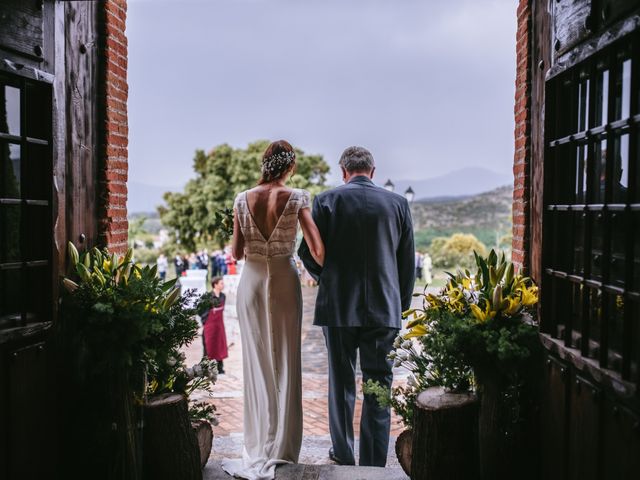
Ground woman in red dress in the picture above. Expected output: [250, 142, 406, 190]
[203, 276, 229, 373]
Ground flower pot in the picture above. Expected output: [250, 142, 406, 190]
[411, 387, 479, 480]
[394, 429, 412, 476]
[475, 368, 511, 480]
[192, 419, 213, 468]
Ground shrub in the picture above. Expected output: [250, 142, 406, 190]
[435, 233, 487, 269]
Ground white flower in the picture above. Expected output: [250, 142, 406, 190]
[397, 350, 409, 361]
[166, 356, 177, 367]
[388, 351, 397, 360]
[185, 367, 195, 379]
[401, 340, 413, 350]
[193, 364, 204, 377]
[393, 336, 403, 348]
[393, 358, 403, 368]
[407, 375, 417, 388]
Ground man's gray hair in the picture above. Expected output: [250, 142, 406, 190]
[339, 146, 375, 173]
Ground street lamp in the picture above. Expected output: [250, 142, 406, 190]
[384, 179, 395, 192]
[404, 186, 415, 203]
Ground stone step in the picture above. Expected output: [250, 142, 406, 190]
[203, 461, 409, 480]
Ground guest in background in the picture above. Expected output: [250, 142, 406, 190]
[415, 252, 424, 281]
[182, 254, 190, 275]
[203, 276, 228, 374]
[423, 253, 433, 285]
[188, 252, 198, 270]
[217, 251, 228, 276]
[156, 253, 168, 281]
[224, 247, 237, 275]
[210, 250, 221, 277]
[174, 253, 184, 278]
[200, 249, 209, 272]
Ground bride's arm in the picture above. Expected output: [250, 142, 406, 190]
[299, 208, 325, 266]
[231, 208, 245, 261]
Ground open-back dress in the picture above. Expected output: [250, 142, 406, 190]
[221, 188, 310, 480]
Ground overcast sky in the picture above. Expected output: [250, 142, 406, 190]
[127, 0, 518, 188]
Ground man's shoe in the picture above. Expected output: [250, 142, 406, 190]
[328, 448, 354, 466]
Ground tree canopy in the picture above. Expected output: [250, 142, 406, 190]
[158, 140, 330, 251]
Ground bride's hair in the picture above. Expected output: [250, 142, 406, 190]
[259, 140, 296, 184]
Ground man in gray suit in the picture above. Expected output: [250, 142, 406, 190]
[299, 146, 415, 467]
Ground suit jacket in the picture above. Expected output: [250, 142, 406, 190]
[298, 176, 415, 329]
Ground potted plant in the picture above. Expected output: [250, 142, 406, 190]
[60, 242, 219, 478]
[60, 242, 192, 479]
[403, 249, 539, 479]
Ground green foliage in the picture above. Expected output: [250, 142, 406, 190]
[158, 140, 330, 250]
[428, 236, 448, 259]
[372, 251, 540, 428]
[404, 249, 539, 375]
[61, 242, 197, 379]
[432, 233, 487, 269]
[132, 247, 158, 266]
[128, 215, 147, 245]
[189, 401, 218, 425]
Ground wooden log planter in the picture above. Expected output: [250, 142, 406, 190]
[143, 393, 202, 480]
[192, 419, 214, 468]
[410, 387, 479, 480]
[395, 429, 413, 476]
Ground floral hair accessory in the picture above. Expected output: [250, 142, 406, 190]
[262, 151, 295, 176]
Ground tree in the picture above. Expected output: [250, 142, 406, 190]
[433, 233, 487, 269]
[158, 140, 330, 251]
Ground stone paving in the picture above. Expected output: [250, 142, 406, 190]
[182, 284, 415, 471]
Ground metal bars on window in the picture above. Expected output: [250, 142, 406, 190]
[543, 31, 640, 385]
[0, 72, 53, 331]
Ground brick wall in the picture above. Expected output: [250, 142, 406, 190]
[99, 0, 129, 253]
[512, 0, 532, 271]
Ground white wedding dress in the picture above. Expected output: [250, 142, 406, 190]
[221, 189, 310, 480]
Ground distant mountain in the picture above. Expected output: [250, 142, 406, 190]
[128, 166, 512, 214]
[127, 181, 180, 214]
[384, 167, 512, 201]
[411, 185, 513, 249]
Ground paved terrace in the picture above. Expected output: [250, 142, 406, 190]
[182, 284, 413, 477]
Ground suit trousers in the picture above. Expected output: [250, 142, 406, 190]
[322, 326, 398, 467]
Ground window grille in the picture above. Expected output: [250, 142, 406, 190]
[0, 73, 53, 331]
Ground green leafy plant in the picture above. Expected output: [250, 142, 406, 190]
[365, 250, 539, 430]
[61, 242, 194, 378]
[62, 242, 219, 425]
[404, 249, 539, 374]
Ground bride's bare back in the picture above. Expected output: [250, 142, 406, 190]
[245, 186, 294, 241]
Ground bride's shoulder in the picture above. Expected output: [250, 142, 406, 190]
[292, 188, 311, 208]
[233, 190, 248, 208]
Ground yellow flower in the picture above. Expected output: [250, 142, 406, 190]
[470, 302, 496, 323]
[503, 296, 522, 316]
[519, 285, 538, 307]
[404, 323, 428, 339]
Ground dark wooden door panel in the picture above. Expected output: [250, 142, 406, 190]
[541, 356, 569, 480]
[602, 398, 640, 480]
[0, 0, 44, 61]
[568, 375, 601, 480]
[63, 1, 99, 250]
[6, 341, 49, 479]
[553, 0, 593, 56]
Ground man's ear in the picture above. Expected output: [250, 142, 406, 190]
[341, 166, 348, 182]
[370, 167, 375, 180]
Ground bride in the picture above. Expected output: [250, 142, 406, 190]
[221, 140, 325, 479]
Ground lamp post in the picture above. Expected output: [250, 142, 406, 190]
[384, 179, 395, 192]
[404, 186, 415, 203]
